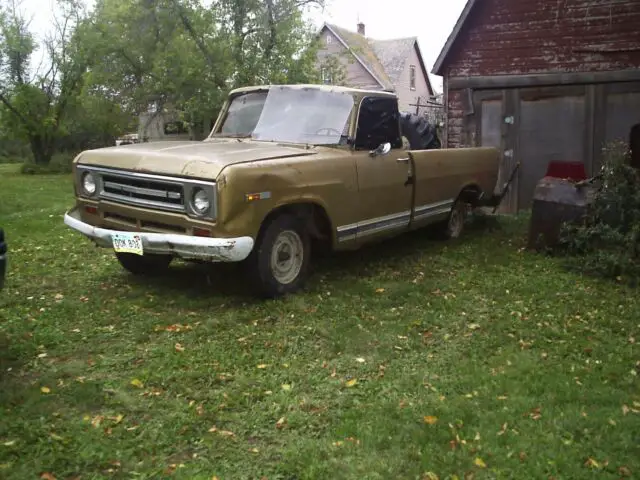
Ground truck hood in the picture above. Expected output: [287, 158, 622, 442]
[75, 139, 317, 179]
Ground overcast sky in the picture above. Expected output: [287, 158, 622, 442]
[19, 0, 466, 91]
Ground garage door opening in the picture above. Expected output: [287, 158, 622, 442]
[631, 123, 640, 169]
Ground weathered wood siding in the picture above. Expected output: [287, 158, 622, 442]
[443, 0, 640, 148]
[316, 28, 382, 90]
[396, 44, 434, 113]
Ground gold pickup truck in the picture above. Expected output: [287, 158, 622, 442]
[64, 84, 509, 297]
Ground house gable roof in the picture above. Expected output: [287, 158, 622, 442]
[320, 23, 435, 96]
[432, 0, 479, 76]
[322, 23, 393, 89]
[371, 37, 435, 97]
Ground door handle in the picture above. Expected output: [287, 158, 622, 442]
[396, 157, 410, 163]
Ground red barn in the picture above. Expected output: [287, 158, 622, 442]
[432, 0, 640, 212]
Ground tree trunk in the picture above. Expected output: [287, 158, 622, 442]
[29, 135, 54, 165]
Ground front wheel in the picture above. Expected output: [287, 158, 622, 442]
[115, 252, 173, 275]
[245, 214, 311, 298]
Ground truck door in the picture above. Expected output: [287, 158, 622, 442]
[347, 96, 413, 243]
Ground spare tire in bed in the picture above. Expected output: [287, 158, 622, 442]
[399, 112, 441, 150]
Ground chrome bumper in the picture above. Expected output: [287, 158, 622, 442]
[63, 207, 254, 262]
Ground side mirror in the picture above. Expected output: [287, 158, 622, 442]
[369, 142, 391, 157]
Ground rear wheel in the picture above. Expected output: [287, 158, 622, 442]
[442, 199, 468, 239]
[115, 252, 173, 275]
[245, 214, 310, 298]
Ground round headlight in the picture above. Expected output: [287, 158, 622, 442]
[192, 188, 210, 214]
[82, 172, 96, 195]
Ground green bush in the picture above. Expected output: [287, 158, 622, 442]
[20, 152, 76, 175]
[0, 155, 29, 164]
[559, 140, 640, 281]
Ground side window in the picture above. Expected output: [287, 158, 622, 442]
[354, 97, 402, 150]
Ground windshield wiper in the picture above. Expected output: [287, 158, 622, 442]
[211, 133, 252, 138]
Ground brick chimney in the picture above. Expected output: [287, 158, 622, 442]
[357, 22, 365, 35]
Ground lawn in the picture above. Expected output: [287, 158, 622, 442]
[0, 163, 638, 480]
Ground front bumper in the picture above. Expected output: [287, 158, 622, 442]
[63, 207, 254, 262]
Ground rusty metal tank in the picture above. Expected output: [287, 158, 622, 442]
[527, 175, 595, 250]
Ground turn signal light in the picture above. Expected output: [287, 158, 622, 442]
[193, 227, 210, 237]
[85, 206, 98, 215]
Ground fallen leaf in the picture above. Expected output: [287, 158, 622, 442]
[249, 448, 259, 453]
[355, 357, 365, 363]
[528, 407, 542, 420]
[37, 353, 48, 358]
[3, 440, 16, 447]
[423, 415, 438, 425]
[468, 323, 481, 330]
[345, 379, 358, 388]
[622, 404, 630, 415]
[91, 415, 104, 428]
[54, 294, 64, 301]
[375, 288, 385, 293]
[257, 364, 268, 369]
[40, 387, 51, 394]
[281, 384, 291, 391]
[423, 472, 439, 480]
[174, 343, 185, 352]
[584, 457, 601, 469]
[110, 414, 124, 424]
[474, 457, 487, 468]
[40, 474, 56, 480]
[130, 379, 144, 388]
[618, 466, 632, 477]
[497, 395, 508, 400]
[276, 417, 287, 429]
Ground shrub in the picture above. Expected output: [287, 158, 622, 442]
[559, 140, 640, 281]
[20, 152, 76, 175]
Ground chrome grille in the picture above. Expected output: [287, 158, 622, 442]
[76, 165, 218, 220]
[101, 173, 184, 211]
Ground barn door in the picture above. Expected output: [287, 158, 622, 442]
[518, 87, 586, 210]
[603, 83, 640, 169]
[475, 91, 517, 212]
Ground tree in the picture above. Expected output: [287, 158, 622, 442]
[0, 0, 90, 165]
[83, 0, 327, 138]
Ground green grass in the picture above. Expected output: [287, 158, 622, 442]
[0, 163, 638, 479]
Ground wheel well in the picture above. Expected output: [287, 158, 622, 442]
[459, 184, 483, 205]
[258, 202, 333, 246]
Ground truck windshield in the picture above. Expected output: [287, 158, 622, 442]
[215, 86, 354, 145]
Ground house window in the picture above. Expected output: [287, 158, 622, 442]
[321, 67, 332, 85]
[409, 65, 416, 90]
[326, 35, 332, 45]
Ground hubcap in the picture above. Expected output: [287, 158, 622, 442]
[270, 230, 304, 284]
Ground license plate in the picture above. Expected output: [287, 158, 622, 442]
[112, 232, 144, 256]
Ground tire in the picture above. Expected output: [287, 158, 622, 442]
[399, 112, 441, 150]
[115, 252, 173, 275]
[441, 199, 468, 239]
[245, 213, 311, 298]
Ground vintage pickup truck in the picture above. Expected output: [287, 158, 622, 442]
[64, 84, 510, 297]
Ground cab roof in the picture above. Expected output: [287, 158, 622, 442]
[228, 84, 398, 99]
